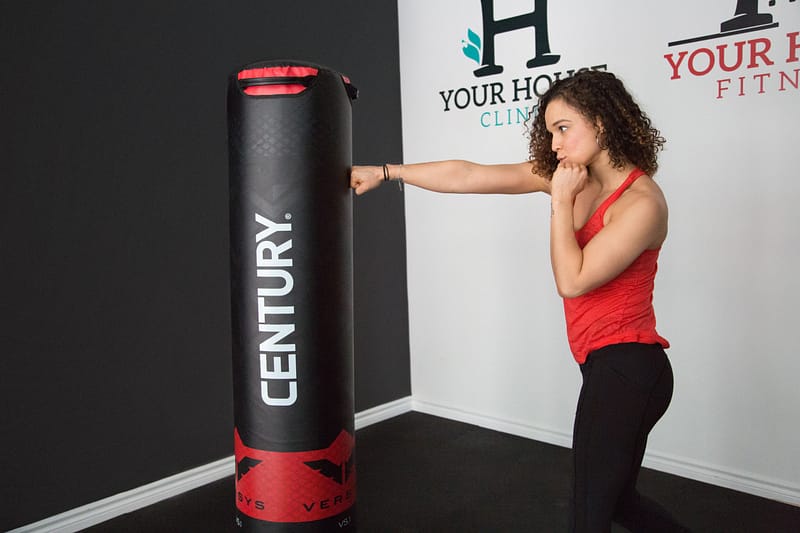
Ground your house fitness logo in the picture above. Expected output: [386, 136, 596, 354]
[665, 0, 799, 98]
[438, 0, 609, 129]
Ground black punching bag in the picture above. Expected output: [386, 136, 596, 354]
[227, 60, 358, 531]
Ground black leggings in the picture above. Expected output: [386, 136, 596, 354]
[571, 343, 690, 533]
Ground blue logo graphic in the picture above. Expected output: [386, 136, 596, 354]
[462, 28, 482, 64]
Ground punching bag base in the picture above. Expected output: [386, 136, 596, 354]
[235, 507, 355, 532]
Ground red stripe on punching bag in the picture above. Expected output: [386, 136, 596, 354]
[234, 428, 356, 523]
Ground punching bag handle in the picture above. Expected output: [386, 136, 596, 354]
[238, 75, 316, 89]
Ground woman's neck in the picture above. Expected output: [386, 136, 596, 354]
[587, 158, 635, 191]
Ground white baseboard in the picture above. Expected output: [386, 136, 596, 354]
[411, 398, 574, 449]
[356, 396, 414, 430]
[10, 398, 415, 533]
[8, 456, 235, 533]
[12, 396, 797, 532]
[641, 450, 800, 507]
[412, 399, 800, 507]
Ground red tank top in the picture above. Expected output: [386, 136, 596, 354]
[563, 168, 669, 363]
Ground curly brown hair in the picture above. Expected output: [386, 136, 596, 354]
[528, 70, 665, 178]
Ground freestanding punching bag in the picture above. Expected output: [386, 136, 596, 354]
[227, 60, 358, 532]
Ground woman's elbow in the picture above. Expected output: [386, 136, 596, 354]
[555, 280, 589, 299]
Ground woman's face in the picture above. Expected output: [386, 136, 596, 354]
[544, 97, 602, 166]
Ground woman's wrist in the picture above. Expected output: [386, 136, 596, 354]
[383, 163, 404, 190]
[550, 196, 573, 217]
[384, 163, 400, 179]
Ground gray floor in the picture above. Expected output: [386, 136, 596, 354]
[87, 412, 800, 532]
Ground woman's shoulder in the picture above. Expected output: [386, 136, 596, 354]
[608, 173, 668, 233]
[624, 173, 667, 210]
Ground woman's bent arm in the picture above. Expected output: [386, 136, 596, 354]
[351, 160, 551, 195]
[549, 164, 668, 298]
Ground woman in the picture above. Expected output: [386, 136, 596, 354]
[351, 70, 688, 532]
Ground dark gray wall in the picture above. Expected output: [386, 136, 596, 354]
[0, 1, 409, 530]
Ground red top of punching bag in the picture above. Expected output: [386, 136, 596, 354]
[237, 66, 318, 95]
[236, 63, 357, 100]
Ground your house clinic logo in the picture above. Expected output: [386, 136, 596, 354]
[664, 0, 799, 99]
[439, 0, 610, 129]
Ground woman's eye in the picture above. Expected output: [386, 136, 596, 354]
[559, 125, 568, 132]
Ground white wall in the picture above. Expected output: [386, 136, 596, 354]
[398, 0, 800, 504]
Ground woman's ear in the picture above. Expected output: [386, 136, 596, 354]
[595, 119, 607, 149]
[594, 117, 605, 135]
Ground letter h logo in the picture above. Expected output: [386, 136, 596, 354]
[721, 0, 797, 32]
[474, 0, 560, 77]
[722, 0, 774, 31]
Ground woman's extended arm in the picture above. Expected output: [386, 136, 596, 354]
[350, 160, 551, 195]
